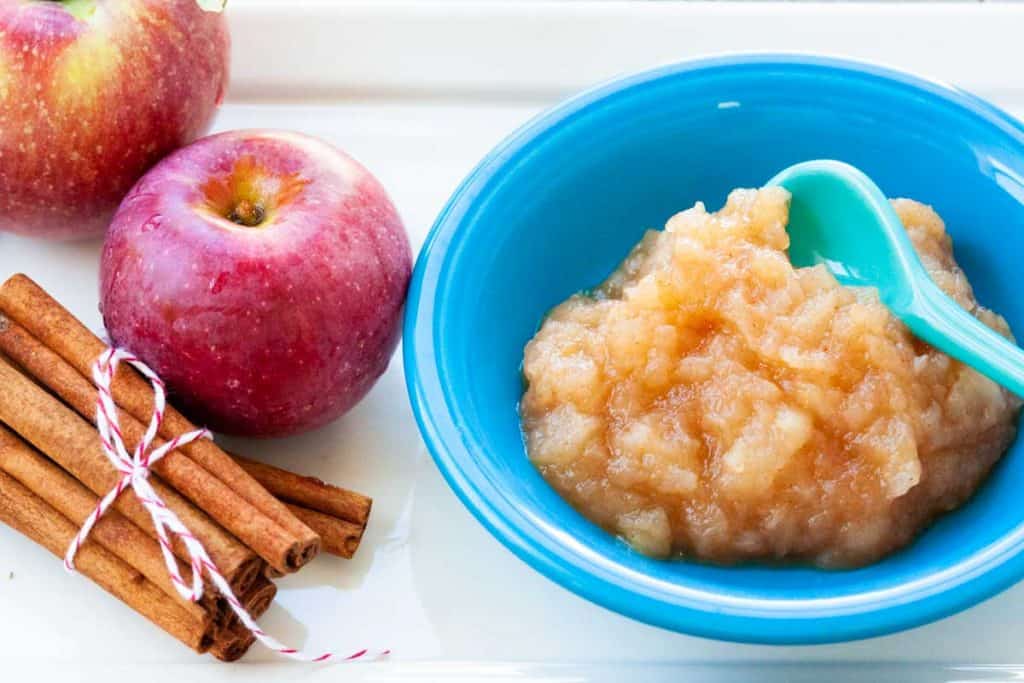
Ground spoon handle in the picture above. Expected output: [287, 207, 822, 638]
[902, 282, 1024, 398]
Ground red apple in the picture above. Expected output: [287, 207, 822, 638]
[100, 130, 413, 438]
[0, 0, 229, 240]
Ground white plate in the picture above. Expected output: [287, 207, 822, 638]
[3, 2, 1024, 681]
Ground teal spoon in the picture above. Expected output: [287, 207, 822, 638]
[768, 159, 1024, 398]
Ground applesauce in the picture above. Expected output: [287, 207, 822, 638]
[520, 188, 1020, 567]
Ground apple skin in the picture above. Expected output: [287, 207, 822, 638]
[100, 130, 413, 438]
[0, 0, 229, 240]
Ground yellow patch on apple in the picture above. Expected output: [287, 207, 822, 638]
[0, 53, 10, 102]
[51, 33, 124, 109]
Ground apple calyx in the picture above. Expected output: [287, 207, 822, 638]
[227, 199, 267, 228]
[198, 155, 311, 232]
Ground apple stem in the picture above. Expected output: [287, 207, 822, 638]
[228, 200, 266, 228]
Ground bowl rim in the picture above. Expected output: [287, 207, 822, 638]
[402, 53, 1024, 645]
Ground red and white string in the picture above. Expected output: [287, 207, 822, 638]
[64, 347, 386, 663]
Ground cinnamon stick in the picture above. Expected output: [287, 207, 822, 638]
[0, 424, 213, 623]
[287, 503, 365, 559]
[243, 575, 278, 619]
[0, 469, 215, 653]
[213, 574, 278, 642]
[210, 623, 257, 663]
[0, 274, 319, 573]
[234, 455, 372, 527]
[212, 576, 281, 661]
[0, 314, 312, 576]
[0, 355, 261, 593]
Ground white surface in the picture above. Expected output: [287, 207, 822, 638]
[227, 1, 1024, 107]
[3, 2, 1024, 681]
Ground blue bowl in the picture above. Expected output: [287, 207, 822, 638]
[403, 55, 1024, 644]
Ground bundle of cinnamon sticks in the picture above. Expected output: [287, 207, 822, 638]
[0, 274, 373, 661]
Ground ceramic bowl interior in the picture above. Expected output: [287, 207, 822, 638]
[404, 55, 1024, 644]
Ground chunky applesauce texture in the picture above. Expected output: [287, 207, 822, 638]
[520, 187, 1021, 567]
